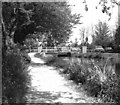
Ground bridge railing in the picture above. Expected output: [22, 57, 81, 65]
[42, 47, 59, 53]
[41, 47, 73, 53]
[30, 46, 81, 53]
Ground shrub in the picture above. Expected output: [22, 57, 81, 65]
[34, 53, 43, 58]
[34, 53, 69, 69]
[66, 63, 86, 84]
[7, 45, 31, 65]
[82, 59, 120, 103]
[98, 75, 120, 103]
[34, 53, 120, 103]
[2, 51, 30, 103]
[36, 53, 57, 65]
[21, 52, 31, 65]
[45, 56, 57, 65]
[61, 58, 120, 103]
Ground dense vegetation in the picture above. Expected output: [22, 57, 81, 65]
[2, 47, 31, 103]
[2, 2, 80, 104]
[2, 1, 120, 104]
[2, 2, 81, 47]
[114, 26, 120, 52]
[37, 54, 120, 103]
[92, 21, 112, 49]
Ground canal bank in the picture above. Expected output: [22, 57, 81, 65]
[26, 52, 102, 103]
[38, 52, 120, 103]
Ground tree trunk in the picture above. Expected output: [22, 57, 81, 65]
[1, 12, 7, 55]
[115, 54, 120, 78]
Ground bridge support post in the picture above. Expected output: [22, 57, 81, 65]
[46, 47, 47, 53]
[82, 46, 87, 53]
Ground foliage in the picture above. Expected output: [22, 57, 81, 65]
[83, 0, 119, 20]
[43, 55, 120, 103]
[2, 2, 31, 104]
[2, 2, 81, 47]
[2, 2, 33, 45]
[24, 37, 36, 48]
[30, 2, 81, 46]
[93, 21, 112, 48]
[79, 27, 88, 44]
[2, 50, 30, 103]
[21, 52, 31, 65]
[34, 53, 69, 69]
[114, 26, 120, 52]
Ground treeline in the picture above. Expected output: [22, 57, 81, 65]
[2, 2, 80, 104]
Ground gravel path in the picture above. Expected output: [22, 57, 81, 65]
[26, 52, 101, 103]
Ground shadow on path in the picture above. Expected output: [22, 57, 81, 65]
[26, 52, 101, 103]
[26, 90, 61, 103]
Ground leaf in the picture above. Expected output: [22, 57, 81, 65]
[85, 5, 88, 11]
[2, 2, 81, 46]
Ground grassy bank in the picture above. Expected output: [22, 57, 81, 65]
[34, 53, 69, 69]
[2, 48, 31, 104]
[35, 53, 120, 103]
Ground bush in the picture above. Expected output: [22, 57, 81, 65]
[2, 51, 30, 103]
[21, 52, 31, 65]
[35, 53, 69, 69]
[34, 53, 56, 64]
[8, 44, 31, 65]
[44, 56, 57, 65]
[87, 61, 120, 103]
[65, 63, 86, 84]
[58, 58, 120, 103]
[34, 53, 120, 103]
[98, 75, 120, 103]
[34, 53, 43, 58]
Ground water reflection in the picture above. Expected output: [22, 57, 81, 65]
[63, 55, 120, 79]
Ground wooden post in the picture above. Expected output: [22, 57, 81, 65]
[82, 46, 87, 53]
[46, 47, 47, 53]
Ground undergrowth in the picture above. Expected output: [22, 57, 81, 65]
[40, 54, 120, 103]
[2, 47, 31, 104]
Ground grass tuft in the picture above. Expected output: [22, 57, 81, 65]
[40, 54, 120, 103]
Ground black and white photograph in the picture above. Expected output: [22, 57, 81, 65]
[1, 0, 120, 104]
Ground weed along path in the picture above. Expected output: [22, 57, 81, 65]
[26, 52, 100, 103]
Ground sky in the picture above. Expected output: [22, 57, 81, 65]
[67, 0, 119, 44]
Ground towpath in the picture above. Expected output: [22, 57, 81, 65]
[26, 52, 101, 103]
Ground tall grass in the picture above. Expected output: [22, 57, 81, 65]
[70, 58, 120, 103]
[43, 55, 120, 103]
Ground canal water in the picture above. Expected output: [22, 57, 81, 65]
[63, 54, 120, 76]
[62, 55, 120, 85]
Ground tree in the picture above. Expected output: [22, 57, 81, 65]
[2, 2, 34, 48]
[83, 0, 120, 20]
[114, 26, 120, 52]
[115, 24, 120, 46]
[29, 2, 81, 46]
[93, 21, 112, 48]
[72, 38, 79, 47]
[79, 27, 88, 45]
[2, 2, 81, 48]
